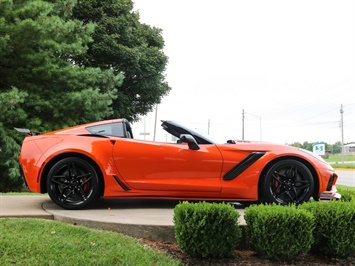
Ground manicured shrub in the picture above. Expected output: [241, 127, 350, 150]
[299, 201, 355, 258]
[337, 185, 355, 202]
[173, 201, 241, 258]
[244, 204, 315, 261]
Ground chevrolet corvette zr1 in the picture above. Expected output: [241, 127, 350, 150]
[16, 119, 340, 209]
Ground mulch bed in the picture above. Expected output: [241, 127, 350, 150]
[142, 239, 355, 266]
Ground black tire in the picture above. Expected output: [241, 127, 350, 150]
[262, 159, 314, 205]
[46, 157, 100, 210]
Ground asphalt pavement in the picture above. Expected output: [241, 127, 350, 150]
[336, 169, 355, 187]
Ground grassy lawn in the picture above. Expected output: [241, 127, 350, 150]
[331, 162, 355, 169]
[0, 218, 182, 266]
[0, 192, 45, 196]
[325, 154, 355, 169]
[1, 187, 354, 265]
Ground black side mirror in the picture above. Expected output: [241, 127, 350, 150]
[179, 134, 200, 150]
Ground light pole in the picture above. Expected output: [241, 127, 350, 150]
[340, 104, 344, 163]
[242, 109, 245, 140]
[153, 104, 158, 141]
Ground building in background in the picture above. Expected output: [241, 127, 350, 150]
[343, 143, 355, 154]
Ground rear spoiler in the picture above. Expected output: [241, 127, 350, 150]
[14, 127, 42, 136]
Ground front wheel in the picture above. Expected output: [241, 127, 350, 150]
[262, 159, 314, 205]
[46, 157, 100, 210]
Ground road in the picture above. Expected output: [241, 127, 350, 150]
[335, 169, 355, 187]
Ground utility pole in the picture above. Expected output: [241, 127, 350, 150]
[340, 104, 344, 163]
[242, 109, 245, 140]
[208, 119, 210, 135]
[242, 110, 262, 141]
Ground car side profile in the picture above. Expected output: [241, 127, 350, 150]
[16, 119, 340, 209]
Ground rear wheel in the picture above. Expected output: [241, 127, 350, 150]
[46, 157, 100, 209]
[262, 159, 314, 204]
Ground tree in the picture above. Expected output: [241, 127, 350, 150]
[290, 142, 302, 148]
[302, 141, 313, 152]
[0, 0, 169, 191]
[331, 141, 342, 154]
[1, 0, 123, 128]
[72, 0, 170, 120]
[0, 88, 28, 191]
[0, 0, 123, 190]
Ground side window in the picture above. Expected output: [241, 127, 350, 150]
[86, 122, 125, 137]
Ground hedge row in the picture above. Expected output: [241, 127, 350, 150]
[244, 204, 314, 261]
[337, 185, 355, 202]
[173, 200, 355, 261]
[300, 201, 355, 258]
[173, 201, 241, 258]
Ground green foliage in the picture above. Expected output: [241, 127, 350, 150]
[1, 0, 169, 191]
[244, 204, 315, 261]
[289, 141, 343, 154]
[174, 201, 241, 258]
[1, 0, 123, 128]
[0, 0, 125, 190]
[332, 141, 342, 154]
[72, 0, 170, 120]
[299, 201, 355, 258]
[0, 218, 181, 265]
[0, 0, 174, 191]
[337, 185, 355, 202]
[0, 88, 28, 191]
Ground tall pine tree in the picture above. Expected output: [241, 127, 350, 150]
[0, 0, 123, 190]
[0, 0, 170, 191]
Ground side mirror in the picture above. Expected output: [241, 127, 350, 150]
[179, 134, 200, 150]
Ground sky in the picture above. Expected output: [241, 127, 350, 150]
[131, 0, 355, 145]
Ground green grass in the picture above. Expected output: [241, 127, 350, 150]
[337, 184, 355, 190]
[325, 154, 355, 169]
[0, 192, 46, 196]
[0, 218, 182, 266]
[324, 154, 355, 162]
[331, 163, 355, 169]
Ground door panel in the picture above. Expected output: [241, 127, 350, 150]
[113, 139, 223, 194]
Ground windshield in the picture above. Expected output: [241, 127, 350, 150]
[161, 120, 225, 144]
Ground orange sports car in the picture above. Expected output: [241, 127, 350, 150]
[16, 119, 340, 209]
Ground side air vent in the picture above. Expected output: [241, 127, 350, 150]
[326, 173, 337, 191]
[223, 152, 265, 180]
[113, 175, 131, 191]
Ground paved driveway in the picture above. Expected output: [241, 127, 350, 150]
[336, 169, 355, 187]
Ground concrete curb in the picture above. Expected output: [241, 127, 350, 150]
[53, 214, 176, 243]
[0, 195, 53, 219]
[1, 195, 246, 243]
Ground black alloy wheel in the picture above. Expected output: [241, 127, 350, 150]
[46, 157, 100, 210]
[262, 159, 314, 204]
